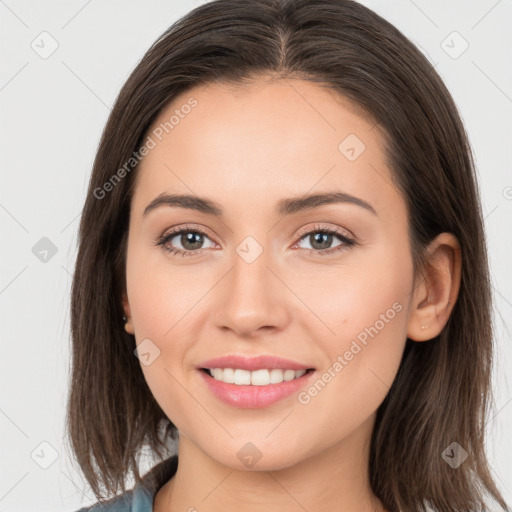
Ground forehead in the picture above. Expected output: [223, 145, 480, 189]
[132, 79, 400, 220]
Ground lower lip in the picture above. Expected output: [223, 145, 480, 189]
[198, 369, 316, 409]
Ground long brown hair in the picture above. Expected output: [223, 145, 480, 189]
[65, 1, 509, 510]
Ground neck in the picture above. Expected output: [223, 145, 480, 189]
[154, 414, 386, 512]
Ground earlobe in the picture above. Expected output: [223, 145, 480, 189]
[122, 291, 135, 335]
[122, 291, 131, 318]
[407, 233, 462, 342]
[124, 320, 135, 335]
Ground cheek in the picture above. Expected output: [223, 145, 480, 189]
[290, 237, 412, 344]
[291, 307, 408, 448]
[126, 247, 215, 413]
[126, 251, 204, 425]
[126, 243, 210, 340]
[292, 248, 412, 428]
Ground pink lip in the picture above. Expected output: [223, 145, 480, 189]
[197, 354, 314, 371]
[197, 368, 316, 408]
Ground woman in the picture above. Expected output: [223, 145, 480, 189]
[67, 0, 510, 511]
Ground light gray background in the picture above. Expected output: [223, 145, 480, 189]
[0, 1, 511, 510]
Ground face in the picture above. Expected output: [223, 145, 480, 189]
[122, 78, 416, 470]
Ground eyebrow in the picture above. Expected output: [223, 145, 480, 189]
[143, 191, 378, 218]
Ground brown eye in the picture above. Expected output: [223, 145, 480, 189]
[294, 225, 356, 256]
[156, 227, 216, 256]
[173, 231, 205, 251]
[307, 232, 336, 250]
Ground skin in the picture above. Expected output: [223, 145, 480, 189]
[122, 78, 461, 512]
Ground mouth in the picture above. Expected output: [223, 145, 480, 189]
[200, 367, 316, 386]
[197, 366, 317, 409]
[196, 354, 317, 408]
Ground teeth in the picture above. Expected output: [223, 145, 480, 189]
[208, 368, 308, 385]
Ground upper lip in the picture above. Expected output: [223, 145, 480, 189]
[198, 355, 314, 371]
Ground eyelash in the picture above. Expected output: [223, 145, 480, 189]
[154, 223, 357, 258]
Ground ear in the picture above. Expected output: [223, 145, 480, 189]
[407, 233, 462, 342]
[122, 290, 135, 335]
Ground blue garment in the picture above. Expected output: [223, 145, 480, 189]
[73, 455, 178, 511]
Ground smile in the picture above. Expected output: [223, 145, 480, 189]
[203, 367, 310, 385]
[198, 367, 316, 408]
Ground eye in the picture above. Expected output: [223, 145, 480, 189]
[154, 225, 216, 257]
[293, 224, 357, 256]
[154, 223, 357, 257]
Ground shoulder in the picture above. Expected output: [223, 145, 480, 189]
[71, 487, 138, 511]
[71, 486, 155, 511]
[71, 455, 178, 512]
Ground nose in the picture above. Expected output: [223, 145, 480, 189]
[212, 246, 291, 338]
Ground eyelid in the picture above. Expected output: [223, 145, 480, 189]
[294, 223, 355, 242]
[161, 223, 217, 241]
[155, 222, 357, 256]
[158, 223, 355, 244]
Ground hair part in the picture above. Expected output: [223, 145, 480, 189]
[66, 1, 509, 510]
